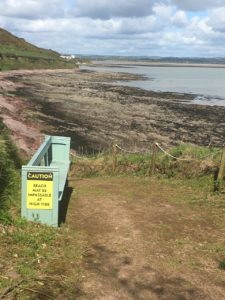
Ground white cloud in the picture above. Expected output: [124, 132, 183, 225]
[111, 16, 158, 34]
[208, 7, 225, 32]
[0, 0, 225, 57]
[172, 10, 188, 27]
[0, 0, 65, 19]
[153, 5, 174, 21]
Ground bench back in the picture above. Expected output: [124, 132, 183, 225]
[27, 135, 70, 166]
[50, 136, 70, 163]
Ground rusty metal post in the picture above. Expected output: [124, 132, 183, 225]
[147, 143, 157, 176]
[217, 146, 225, 192]
[112, 143, 117, 173]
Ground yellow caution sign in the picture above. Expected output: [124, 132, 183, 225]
[26, 172, 53, 209]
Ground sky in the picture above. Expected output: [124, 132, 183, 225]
[0, 0, 225, 57]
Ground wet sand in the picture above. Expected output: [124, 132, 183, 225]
[0, 68, 225, 154]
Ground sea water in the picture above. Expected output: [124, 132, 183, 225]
[81, 62, 225, 106]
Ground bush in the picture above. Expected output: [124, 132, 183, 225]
[0, 122, 21, 223]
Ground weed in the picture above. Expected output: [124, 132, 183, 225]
[219, 260, 225, 270]
[0, 209, 13, 225]
[0, 123, 21, 222]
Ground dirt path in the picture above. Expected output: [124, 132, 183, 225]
[66, 177, 225, 300]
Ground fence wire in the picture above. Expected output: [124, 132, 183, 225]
[71, 142, 223, 162]
[115, 144, 147, 154]
[155, 143, 222, 162]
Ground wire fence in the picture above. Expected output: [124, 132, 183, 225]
[115, 142, 223, 161]
[71, 141, 223, 162]
[70, 141, 225, 191]
[155, 142, 222, 161]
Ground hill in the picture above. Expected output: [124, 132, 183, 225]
[0, 27, 77, 70]
[0, 28, 59, 58]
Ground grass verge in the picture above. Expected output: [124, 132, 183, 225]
[70, 143, 222, 181]
[0, 121, 86, 299]
[0, 219, 86, 299]
[1, 139, 225, 298]
[0, 121, 21, 224]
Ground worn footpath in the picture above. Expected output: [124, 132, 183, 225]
[65, 177, 225, 300]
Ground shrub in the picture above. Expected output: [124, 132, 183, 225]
[0, 122, 21, 223]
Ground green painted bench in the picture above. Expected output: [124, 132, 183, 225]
[21, 135, 71, 226]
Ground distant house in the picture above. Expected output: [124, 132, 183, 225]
[60, 54, 76, 60]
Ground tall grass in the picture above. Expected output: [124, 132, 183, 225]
[70, 144, 222, 179]
[0, 57, 77, 71]
[0, 121, 21, 223]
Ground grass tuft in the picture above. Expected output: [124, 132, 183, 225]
[219, 260, 225, 270]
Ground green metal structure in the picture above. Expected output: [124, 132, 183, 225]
[21, 135, 71, 227]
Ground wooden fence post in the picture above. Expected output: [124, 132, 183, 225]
[112, 143, 117, 173]
[217, 146, 225, 192]
[147, 143, 157, 176]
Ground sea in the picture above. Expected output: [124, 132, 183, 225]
[80, 61, 225, 106]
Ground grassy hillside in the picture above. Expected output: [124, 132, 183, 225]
[0, 28, 78, 70]
[0, 28, 59, 58]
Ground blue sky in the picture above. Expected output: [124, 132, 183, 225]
[0, 0, 225, 57]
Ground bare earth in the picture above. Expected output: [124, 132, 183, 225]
[0, 70, 64, 154]
[67, 177, 225, 300]
[0, 68, 225, 155]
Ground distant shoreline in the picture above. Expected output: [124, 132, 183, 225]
[90, 60, 225, 69]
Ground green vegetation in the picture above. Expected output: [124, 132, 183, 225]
[0, 120, 21, 224]
[1, 137, 225, 298]
[0, 28, 59, 58]
[0, 57, 78, 71]
[0, 120, 84, 298]
[0, 218, 85, 299]
[219, 260, 225, 270]
[0, 27, 78, 70]
[71, 143, 222, 181]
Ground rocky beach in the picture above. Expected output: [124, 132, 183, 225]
[0, 68, 225, 155]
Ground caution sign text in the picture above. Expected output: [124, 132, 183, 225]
[26, 172, 53, 209]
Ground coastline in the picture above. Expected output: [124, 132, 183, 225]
[90, 60, 225, 69]
[0, 68, 225, 154]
